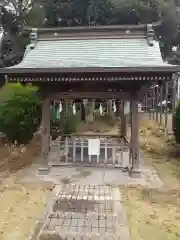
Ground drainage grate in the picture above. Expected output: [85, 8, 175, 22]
[53, 199, 114, 214]
[38, 185, 128, 240]
[44, 212, 117, 234]
[57, 185, 113, 200]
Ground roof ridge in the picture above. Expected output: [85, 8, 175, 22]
[36, 24, 147, 41]
[24, 21, 162, 33]
[26, 24, 158, 46]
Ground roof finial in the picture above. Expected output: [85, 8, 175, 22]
[29, 28, 38, 49]
[147, 24, 154, 46]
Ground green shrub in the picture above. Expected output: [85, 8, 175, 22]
[94, 112, 115, 126]
[63, 108, 79, 134]
[0, 83, 41, 144]
[175, 101, 180, 143]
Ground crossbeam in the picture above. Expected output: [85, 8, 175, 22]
[50, 92, 130, 100]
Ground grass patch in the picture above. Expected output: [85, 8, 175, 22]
[122, 186, 180, 240]
[0, 134, 53, 240]
[76, 118, 118, 135]
[0, 175, 53, 240]
[140, 119, 180, 187]
[122, 118, 180, 240]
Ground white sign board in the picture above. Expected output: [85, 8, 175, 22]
[88, 138, 100, 156]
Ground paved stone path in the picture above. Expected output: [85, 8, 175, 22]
[33, 184, 130, 240]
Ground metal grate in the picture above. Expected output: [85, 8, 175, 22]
[39, 185, 125, 239]
[53, 199, 114, 214]
[44, 212, 117, 234]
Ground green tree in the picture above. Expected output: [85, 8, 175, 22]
[0, 0, 44, 67]
[0, 83, 41, 144]
[1, 0, 180, 62]
[41, 0, 114, 26]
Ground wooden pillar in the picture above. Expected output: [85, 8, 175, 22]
[120, 100, 127, 137]
[152, 86, 155, 120]
[155, 86, 159, 122]
[65, 100, 68, 116]
[39, 95, 51, 173]
[159, 83, 163, 125]
[172, 76, 177, 114]
[145, 94, 148, 112]
[81, 100, 85, 121]
[130, 91, 140, 176]
[107, 99, 114, 118]
[165, 81, 169, 134]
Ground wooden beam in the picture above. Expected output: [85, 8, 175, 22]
[50, 92, 130, 100]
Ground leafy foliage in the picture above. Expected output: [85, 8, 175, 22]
[0, 0, 40, 66]
[0, 83, 41, 144]
[63, 108, 79, 134]
[50, 105, 80, 139]
[1, 0, 33, 33]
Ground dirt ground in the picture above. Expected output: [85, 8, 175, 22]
[0, 135, 53, 240]
[0, 118, 179, 240]
[122, 119, 180, 240]
[0, 117, 119, 240]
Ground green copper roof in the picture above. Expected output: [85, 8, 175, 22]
[11, 38, 168, 69]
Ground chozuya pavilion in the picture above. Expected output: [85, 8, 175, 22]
[0, 24, 179, 176]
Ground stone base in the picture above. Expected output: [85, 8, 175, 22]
[129, 168, 142, 178]
[37, 166, 50, 175]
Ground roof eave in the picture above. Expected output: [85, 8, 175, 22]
[0, 66, 179, 75]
